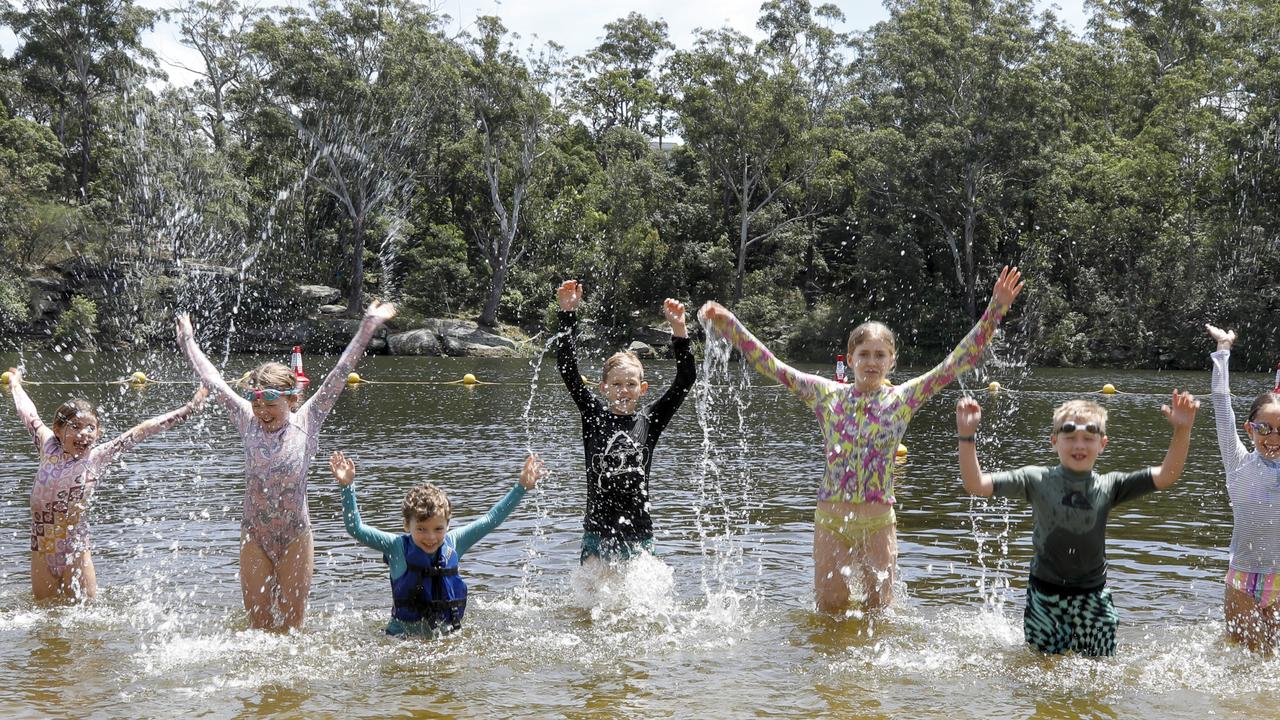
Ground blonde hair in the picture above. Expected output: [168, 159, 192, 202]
[846, 321, 897, 357]
[241, 361, 295, 392]
[1052, 399, 1108, 434]
[403, 483, 451, 523]
[53, 398, 100, 429]
[602, 351, 644, 383]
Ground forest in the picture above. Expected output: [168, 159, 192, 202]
[0, 0, 1276, 368]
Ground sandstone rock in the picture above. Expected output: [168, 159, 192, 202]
[627, 341, 658, 359]
[297, 285, 341, 304]
[318, 304, 347, 315]
[387, 329, 443, 356]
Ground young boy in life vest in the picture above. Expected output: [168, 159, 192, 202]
[954, 392, 1199, 656]
[329, 451, 544, 636]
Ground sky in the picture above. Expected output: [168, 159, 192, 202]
[1, 0, 1091, 88]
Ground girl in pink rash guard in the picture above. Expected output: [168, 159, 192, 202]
[5, 366, 207, 602]
[176, 300, 394, 631]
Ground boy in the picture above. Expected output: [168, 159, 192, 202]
[554, 280, 696, 566]
[329, 451, 544, 636]
[954, 391, 1199, 656]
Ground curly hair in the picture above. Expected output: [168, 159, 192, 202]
[403, 483, 451, 523]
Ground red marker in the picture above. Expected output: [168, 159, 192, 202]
[835, 354, 847, 383]
[292, 345, 311, 388]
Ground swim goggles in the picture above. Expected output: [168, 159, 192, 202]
[1054, 421, 1103, 436]
[1247, 421, 1277, 436]
[241, 387, 301, 402]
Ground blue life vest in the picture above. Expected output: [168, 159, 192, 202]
[386, 534, 467, 632]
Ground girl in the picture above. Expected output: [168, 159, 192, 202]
[6, 366, 207, 601]
[177, 300, 394, 630]
[1206, 324, 1280, 652]
[700, 266, 1024, 614]
[554, 280, 696, 566]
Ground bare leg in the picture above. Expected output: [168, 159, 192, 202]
[241, 537, 279, 630]
[860, 523, 898, 612]
[273, 531, 314, 631]
[62, 551, 97, 601]
[813, 525, 858, 614]
[1226, 584, 1276, 653]
[30, 554, 60, 602]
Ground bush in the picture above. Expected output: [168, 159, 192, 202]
[52, 295, 98, 350]
[0, 272, 29, 341]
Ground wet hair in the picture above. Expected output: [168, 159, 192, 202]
[241, 361, 295, 392]
[1247, 391, 1280, 423]
[1052, 399, 1108, 434]
[403, 483, 451, 524]
[602, 351, 644, 383]
[52, 398, 100, 429]
[846, 321, 897, 357]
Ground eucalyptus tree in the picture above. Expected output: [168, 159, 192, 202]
[250, 0, 448, 312]
[170, 0, 265, 153]
[462, 16, 561, 328]
[3, 0, 159, 199]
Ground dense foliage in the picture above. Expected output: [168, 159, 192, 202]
[0, 0, 1276, 368]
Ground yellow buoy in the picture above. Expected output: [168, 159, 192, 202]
[988, 381, 1001, 394]
[347, 372, 362, 385]
[882, 378, 893, 387]
[462, 373, 478, 386]
[896, 444, 908, 458]
[1, 371, 10, 386]
[1101, 383, 1117, 395]
[130, 371, 148, 384]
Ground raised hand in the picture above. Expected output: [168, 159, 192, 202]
[663, 298, 687, 337]
[6, 366, 22, 384]
[1205, 324, 1236, 351]
[366, 299, 396, 322]
[991, 265, 1025, 308]
[519, 452, 545, 490]
[1161, 389, 1200, 431]
[176, 313, 193, 341]
[956, 397, 983, 435]
[329, 450, 356, 486]
[189, 385, 210, 412]
[698, 300, 731, 328]
[556, 280, 582, 312]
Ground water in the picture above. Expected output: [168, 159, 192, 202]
[1, 351, 1277, 719]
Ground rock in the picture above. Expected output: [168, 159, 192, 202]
[426, 319, 518, 355]
[318, 304, 346, 315]
[632, 325, 672, 347]
[387, 329, 443, 356]
[627, 341, 658, 359]
[297, 285, 341, 304]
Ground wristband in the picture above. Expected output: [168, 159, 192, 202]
[957, 435, 976, 443]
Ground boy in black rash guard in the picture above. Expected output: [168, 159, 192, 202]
[555, 279, 697, 566]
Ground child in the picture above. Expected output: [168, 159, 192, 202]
[955, 391, 1199, 656]
[176, 300, 394, 631]
[699, 266, 1025, 614]
[1206, 323, 1280, 652]
[5, 366, 207, 601]
[554, 280, 696, 566]
[328, 450, 544, 636]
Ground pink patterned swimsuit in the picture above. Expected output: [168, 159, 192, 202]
[10, 382, 195, 577]
[714, 299, 1009, 504]
[181, 317, 382, 563]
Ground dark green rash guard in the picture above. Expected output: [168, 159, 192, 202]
[991, 464, 1155, 592]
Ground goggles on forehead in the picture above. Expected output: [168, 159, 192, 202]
[1247, 421, 1277, 437]
[241, 387, 301, 402]
[1054, 421, 1103, 436]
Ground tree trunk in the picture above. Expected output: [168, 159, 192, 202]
[480, 254, 507, 328]
[346, 216, 366, 313]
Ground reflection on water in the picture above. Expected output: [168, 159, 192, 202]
[1, 352, 1278, 718]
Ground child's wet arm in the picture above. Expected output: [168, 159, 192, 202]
[958, 440, 993, 496]
[903, 298, 1008, 409]
[647, 336, 697, 423]
[1152, 424, 1193, 490]
[8, 378, 52, 448]
[95, 400, 199, 464]
[305, 313, 384, 424]
[554, 312, 597, 409]
[718, 314, 824, 404]
[1209, 350, 1249, 469]
[451, 484, 527, 556]
[178, 332, 249, 418]
[341, 484, 399, 552]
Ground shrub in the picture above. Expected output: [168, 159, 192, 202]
[52, 295, 98, 350]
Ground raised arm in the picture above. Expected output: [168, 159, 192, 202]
[646, 299, 697, 429]
[900, 266, 1023, 410]
[5, 367, 54, 450]
[699, 301, 828, 407]
[451, 454, 542, 556]
[553, 280, 602, 412]
[176, 314, 251, 421]
[91, 386, 208, 468]
[1206, 324, 1249, 471]
[955, 397, 993, 497]
[302, 300, 395, 426]
[330, 451, 399, 553]
[1150, 389, 1200, 490]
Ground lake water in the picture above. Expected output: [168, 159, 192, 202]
[1, 347, 1276, 719]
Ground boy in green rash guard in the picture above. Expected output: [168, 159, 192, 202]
[954, 392, 1200, 656]
[329, 451, 545, 637]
